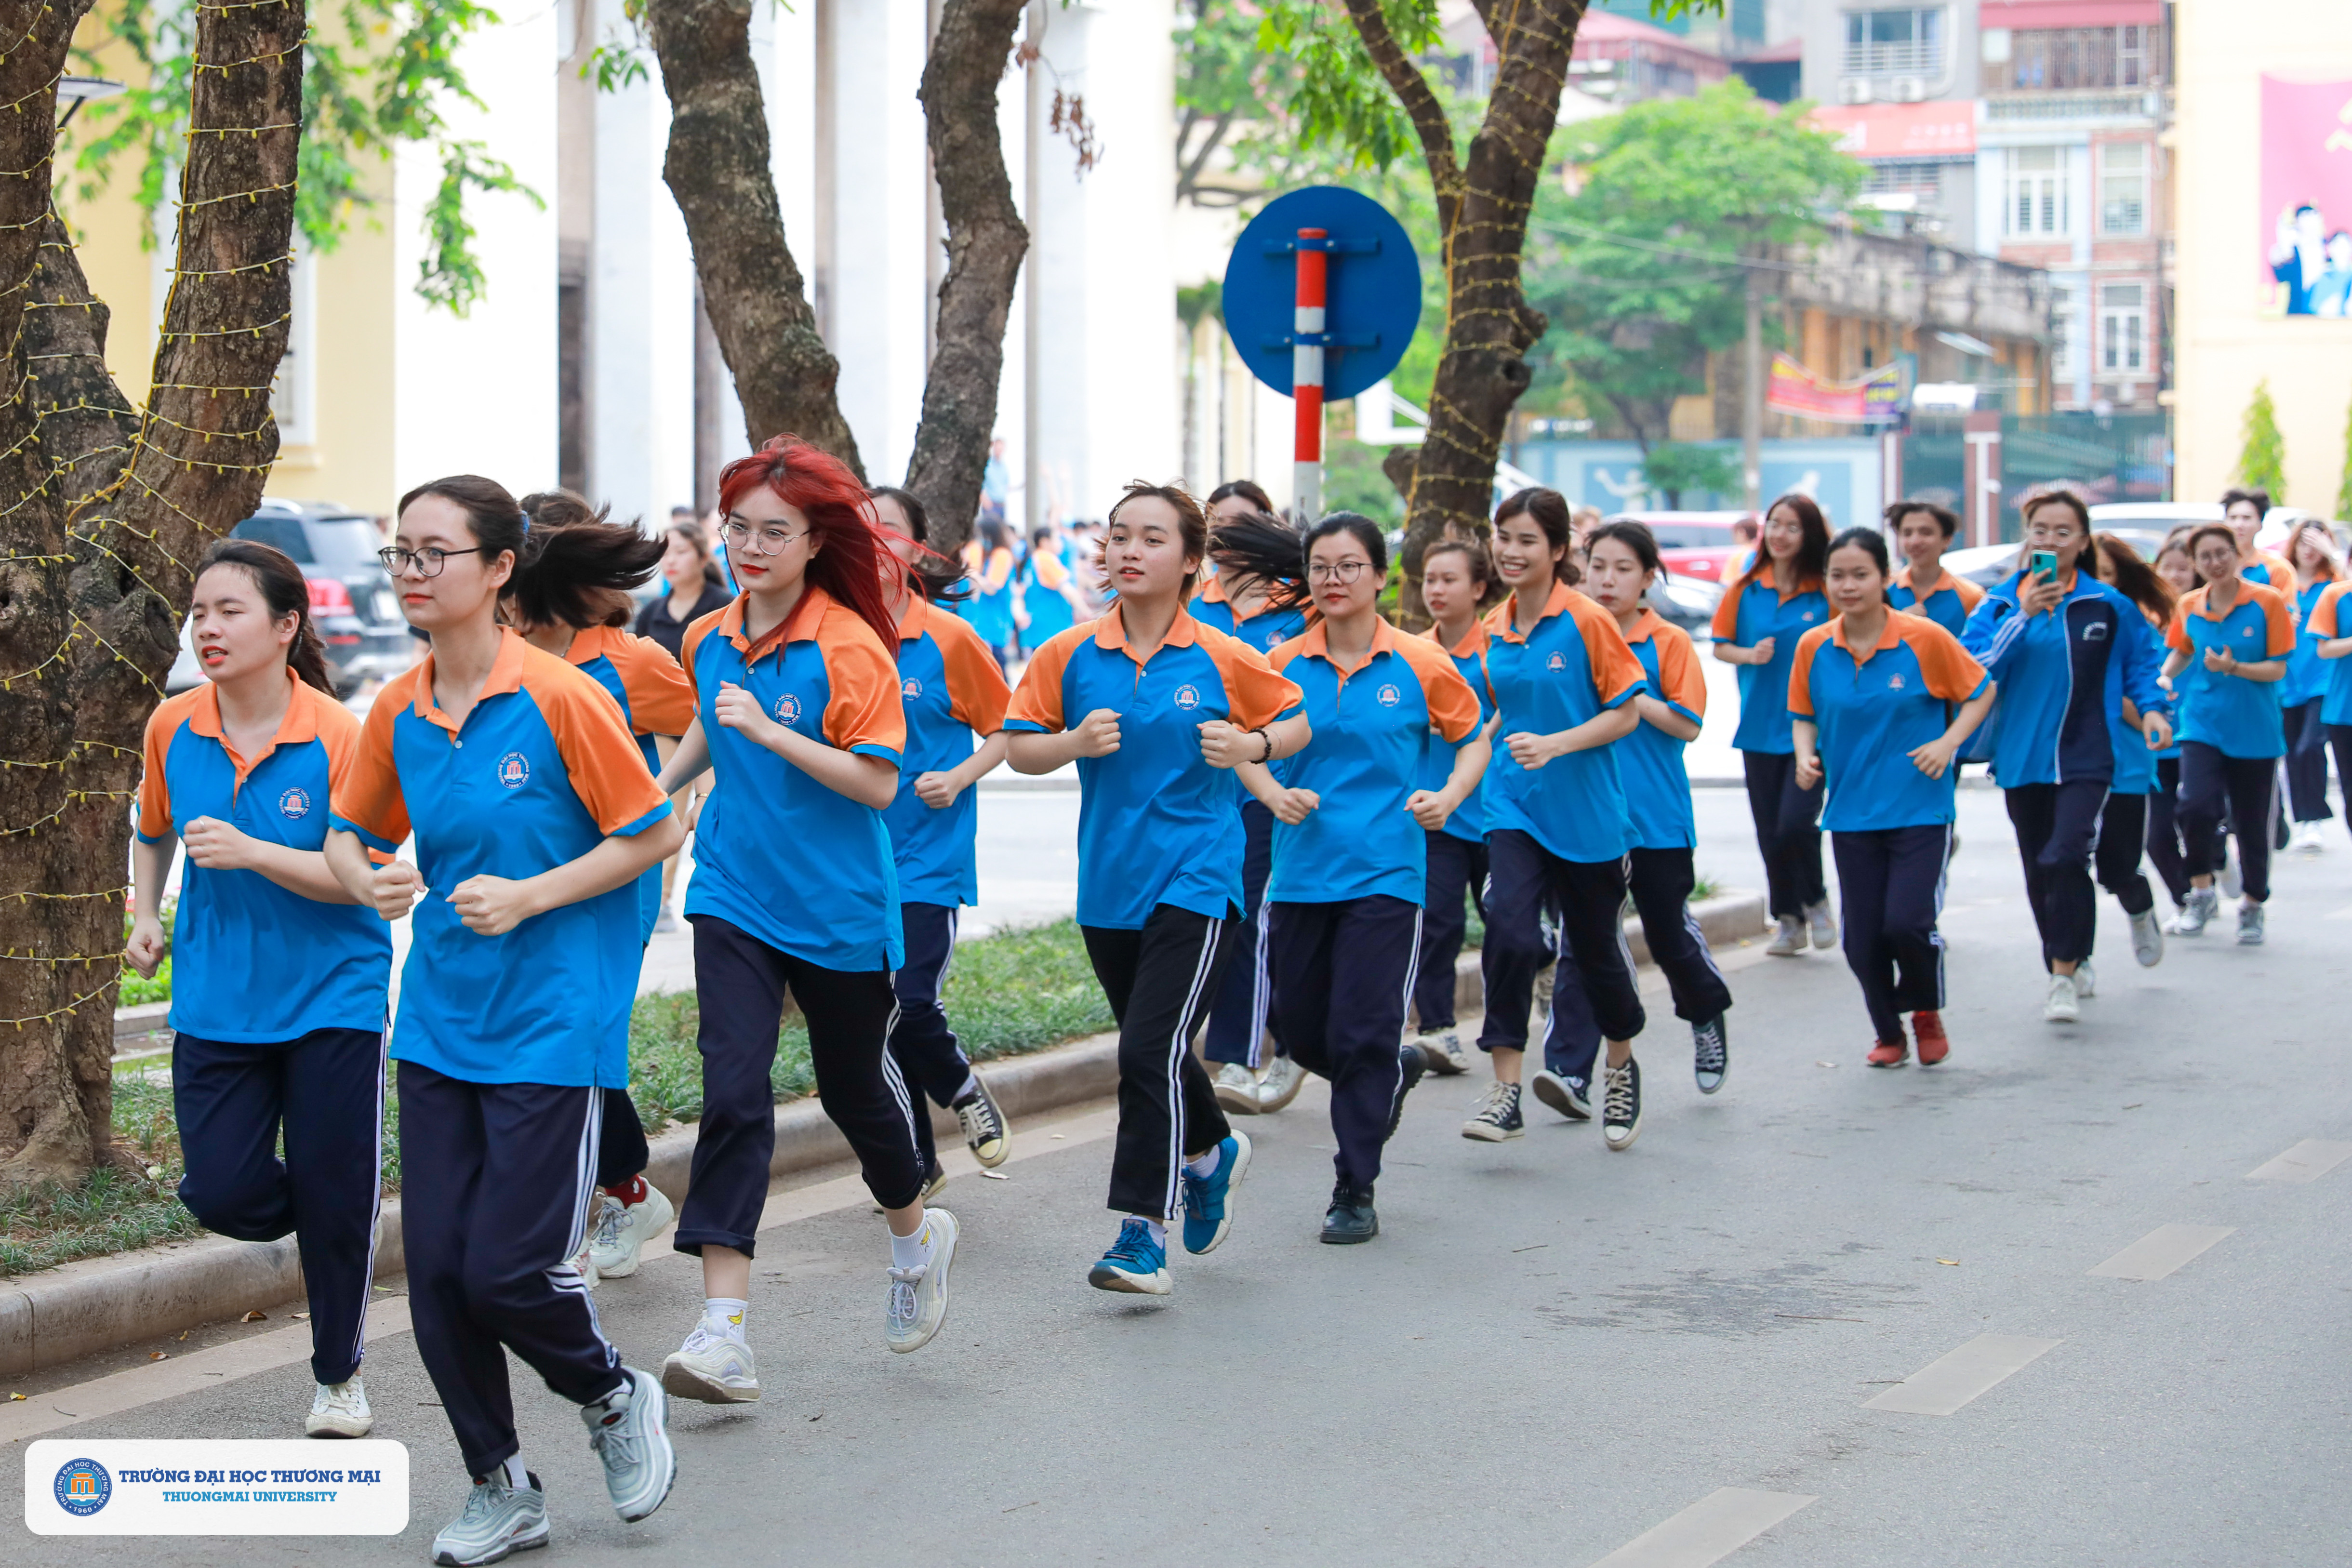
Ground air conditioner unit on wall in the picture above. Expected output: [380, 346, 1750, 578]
[1839, 78, 1874, 105]
[1890, 76, 1927, 103]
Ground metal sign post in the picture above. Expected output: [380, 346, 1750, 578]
[1291, 227, 1327, 520]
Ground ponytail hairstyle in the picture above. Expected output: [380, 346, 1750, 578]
[1421, 535, 1500, 611]
[716, 434, 902, 654]
[1825, 524, 1893, 586]
[508, 490, 664, 630]
[1207, 507, 1310, 611]
[2092, 533, 2179, 625]
[866, 483, 968, 603]
[1493, 486, 1579, 586]
[1105, 478, 1212, 597]
[398, 473, 528, 571]
[1207, 478, 1276, 517]
[195, 538, 336, 694]
[1584, 518, 1665, 580]
[1728, 491, 1830, 598]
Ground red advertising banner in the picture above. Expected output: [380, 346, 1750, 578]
[1767, 354, 1907, 423]
[2259, 76, 2352, 318]
[1807, 102, 1977, 160]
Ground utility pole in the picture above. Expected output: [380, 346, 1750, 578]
[1742, 262, 1764, 512]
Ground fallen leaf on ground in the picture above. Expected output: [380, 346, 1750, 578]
[292, 1312, 310, 1320]
[1816, 1060, 1838, 1068]
[1936, 1259, 1959, 1265]
[149, 1352, 167, 1361]
[241, 1310, 266, 1323]
[978, 1171, 1008, 1181]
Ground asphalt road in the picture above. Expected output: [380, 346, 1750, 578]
[26, 786, 2352, 1566]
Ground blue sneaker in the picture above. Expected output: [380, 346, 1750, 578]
[1087, 1218, 1170, 1295]
[1180, 1129, 1251, 1255]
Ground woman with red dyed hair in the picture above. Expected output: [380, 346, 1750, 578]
[651, 436, 956, 1403]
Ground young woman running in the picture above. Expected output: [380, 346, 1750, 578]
[2160, 523, 2294, 944]
[2085, 532, 2185, 971]
[871, 484, 1016, 1186]
[497, 493, 694, 1289]
[1207, 478, 1277, 525]
[1406, 537, 1498, 1077]
[649, 438, 955, 1403]
[1711, 493, 1836, 957]
[1959, 491, 2172, 1023]
[1006, 481, 1308, 1294]
[960, 516, 1020, 670]
[1790, 529, 1994, 1066]
[2146, 533, 2201, 912]
[1560, 520, 1735, 1095]
[325, 476, 683, 1564]
[2280, 519, 2340, 853]
[2223, 487, 2298, 598]
[1017, 518, 1088, 650]
[129, 540, 394, 1442]
[1190, 509, 1314, 1116]
[634, 516, 729, 932]
[1463, 487, 1651, 1151]
[1886, 500, 1984, 636]
[1233, 514, 1484, 1241]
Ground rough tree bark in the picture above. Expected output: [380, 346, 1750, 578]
[903, 0, 1030, 559]
[1338, 0, 1584, 589]
[0, 0, 302, 1187]
[646, 0, 866, 477]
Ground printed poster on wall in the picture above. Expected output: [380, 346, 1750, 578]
[2260, 76, 2352, 318]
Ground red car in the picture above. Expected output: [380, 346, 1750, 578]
[1600, 510, 1757, 584]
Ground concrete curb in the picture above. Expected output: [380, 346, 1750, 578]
[13, 888, 1765, 1377]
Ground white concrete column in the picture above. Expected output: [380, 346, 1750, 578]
[826, 0, 931, 478]
[1078, 0, 1178, 502]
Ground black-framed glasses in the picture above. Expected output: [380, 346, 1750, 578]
[1306, 559, 1372, 584]
[718, 517, 810, 556]
[378, 545, 483, 578]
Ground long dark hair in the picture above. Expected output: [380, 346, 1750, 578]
[666, 517, 725, 592]
[1584, 519, 1664, 579]
[1207, 478, 1275, 516]
[1207, 508, 1310, 611]
[2092, 533, 2178, 625]
[195, 538, 335, 694]
[867, 484, 967, 603]
[1493, 486, 1580, 586]
[510, 490, 665, 630]
[1730, 492, 1830, 597]
[399, 473, 530, 569]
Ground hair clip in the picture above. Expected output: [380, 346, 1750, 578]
[519, 510, 532, 535]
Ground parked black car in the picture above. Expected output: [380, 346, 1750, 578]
[167, 500, 412, 695]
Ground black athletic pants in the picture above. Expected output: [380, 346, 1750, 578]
[398, 1061, 624, 1479]
[595, 1090, 648, 1190]
[1082, 904, 1239, 1221]
[675, 914, 924, 1257]
[1479, 828, 1645, 1057]
[173, 1026, 384, 1386]
[889, 900, 978, 1169]
[1413, 830, 1487, 1032]
[1270, 895, 1422, 1191]
[2003, 779, 2108, 970]
[2179, 741, 2277, 903]
[1202, 802, 1283, 1068]
[2283, 699, 2331, 823]
[2331, 725, 2352, 837]
[1830, 826, 1949, 1042]
[1541, 847, 1731, 1085]
[2094, 791, 2157, 917]
[2145, 757, 2192, 908]
[1741, 749, 1827, 918]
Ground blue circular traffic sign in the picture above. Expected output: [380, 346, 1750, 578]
[1222, 186, 1422, 402]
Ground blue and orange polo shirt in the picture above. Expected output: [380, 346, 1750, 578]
[560, 623, 695, 939]
[138, 672, 392, 1043]
[681, 587, 907, 970]
[2166, 581, 2295, 759]
[1482, 581, 1648, 865]
[1709, 563, 1830, 754]
[1191, 574, 1310, 657]
[330, 630, 672, 1087]
[1414, 620, 1494, 845]
[1788, 613, 1990, 833]
[2241, 548, 2299, 609]
[2305, 580, 2352, 726]
[889, 596, 1012, 908]
[1006, 603, 1303, 930]
[1614, 609, 1707, 851]
[1889, 564, 1986, 638]
[1263, 618, 1482, 906]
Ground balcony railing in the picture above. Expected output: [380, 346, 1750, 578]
[1842, 41, 1944, 77]
[1985, 90, 2162, 121]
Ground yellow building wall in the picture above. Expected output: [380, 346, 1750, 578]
[59, 13, 157, 409]
[2175, 0, 2352, 516]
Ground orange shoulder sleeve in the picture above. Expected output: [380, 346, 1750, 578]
[1786, 624, 1834, 718]
[330, 673, 414, 850]
[1204, 630, 1307, 730]
[816, 612, 906, 760]
[677, 609, 727, 705]
[1709, 580, 1743, 641]
[2260, 585, 2297, 658]
[136, 697, 193, 842]
[1572, 597, 1648, 705]
[616, 633, 696, 736]
[2312, 581, 2350, 639]
[1901, 619, 1990, 702]
[529, 662, 674, 836]
[1007, 625, 1087, 732]
[1653, 622, 1707, 718]
[1394, 636, 1481, 743]
[2165, 597, 2196, 654]
[934, 614, 1013, 734]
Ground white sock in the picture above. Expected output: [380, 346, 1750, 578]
[1183, 1146, 1221, 1178]
[952, 1071, 979, 1103]
[701, 1297, 748, 1342]
[1134, 1216, 1167, 1248]
[889, 1222, 930, 1271]
[500, 1456, 530, 1491]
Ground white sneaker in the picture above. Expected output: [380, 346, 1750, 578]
[1254, 1054, 1307, 1112]
[2167, 887, 2218, 936]
[567, 1237, 599, 1291]
[2219, 849, 2243, 900]
[1413, 1030, 1472, 1075]
[1805, 899, 1838, 952]
[305, 1376, 372, 1438]
[588, 1184, 676, 1280]
[2293, 820, 2325, 856]
[1211, 1061, 1262, 1116]
[2128, 907, 2165, 968]
[885, 1208, 958, 1354]
[2072, 959, 2096, 999]
[1765, 915, 1807, 957]
[661, 1321, 761, 1403]
[2043, 971, 2080, 1024]
[2237, 899, 2266, 945]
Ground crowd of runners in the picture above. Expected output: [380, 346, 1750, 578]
[126, 434, 2341, 1563]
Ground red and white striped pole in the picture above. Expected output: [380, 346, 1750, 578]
[1292, 227, 1326, 522]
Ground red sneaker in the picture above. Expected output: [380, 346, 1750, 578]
[1866, 1038, 1909, 1068]
[1912, 1011, 1950, 1065]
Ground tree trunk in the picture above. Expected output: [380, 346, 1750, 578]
[0, 0, 302, 1188]
[646, 0, 865, 476]
[904, 0, 1030, 560]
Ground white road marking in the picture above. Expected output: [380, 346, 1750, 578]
[1586, 1488, 1816, 1568]
[1864, 1334, 2062, 1416]
[2087, 1224, 2234, 1281]
[2245, 1139, 2352, 1183]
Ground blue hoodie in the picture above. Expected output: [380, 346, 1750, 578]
[1960, 569, 2171, 788]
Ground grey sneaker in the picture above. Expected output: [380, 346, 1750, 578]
[1805, 899, 1837, 952]
[432, 1471, 549, 1566]
[953, 1080, 1010, 1167]
[2043, 971, 2080, 1024]
[2128, 907, 2165, 967]
[1414, 1029, 1472, 1075]
[1765, 915, 1807, 956]
[1211, 1061, 1262, 1116]
[1254, 1053, 1307, 1112]
[581, 1368, 676, 1523]
[2168, 887, 2218, 935]
[1462, 1081, 1524, 1141]
[2073, 959, 2097, 999]
[1528, 1068, 1591, 1121]
[2237, 899, 2266, 945]
[885, 1208, 958, 1354]
[1692, 1014, 1728, 1094]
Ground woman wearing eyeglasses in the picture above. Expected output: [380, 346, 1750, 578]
[645, 438, 952, 1404]
[326, 476, 683, 1563]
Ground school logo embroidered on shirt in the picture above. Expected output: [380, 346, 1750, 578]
[902, 676, 923, 699]
[277, 785, 311, 819]
[1546, 651, 1567, 672]
[496, 751, 531, 789]
[774, 692, 803, 725]
[1173, 684, 1201, 709]
[1376, 683, 1402, 707]
[1888, 674, 1907, 690]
